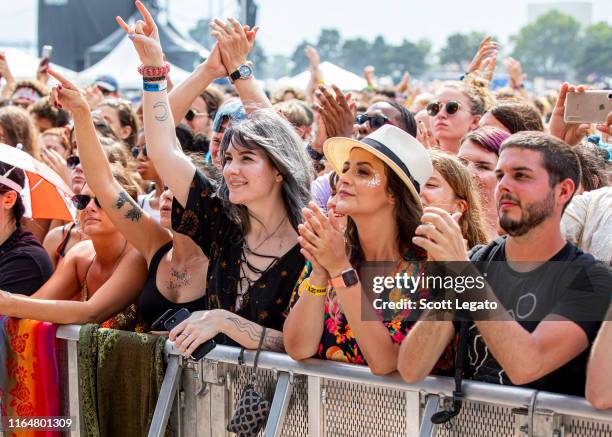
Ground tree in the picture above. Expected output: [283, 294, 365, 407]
[574, 21, 612, 81]
[439, 32, 486, 70]
[510, 10, 581, 78]
[316, 29, 343, 64]
[340, 38, 371, 74]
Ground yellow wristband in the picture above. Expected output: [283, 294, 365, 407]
[301, 278, 327, 297]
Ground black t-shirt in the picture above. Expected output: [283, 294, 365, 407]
[171, 170, 305, 344]
[138, 242, 208, 329]
[465, 237, 611, 396]
[0, 228, 53, 295]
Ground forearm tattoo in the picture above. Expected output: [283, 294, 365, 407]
[226, 317, 285, 352]
[153, 101, 169, 122]
[114, 191, 143, 222]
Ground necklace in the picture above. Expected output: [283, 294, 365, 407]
[244, 215, 287, 253]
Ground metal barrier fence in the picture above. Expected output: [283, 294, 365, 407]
[55, 325, 612, 437]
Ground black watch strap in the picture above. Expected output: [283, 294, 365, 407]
[230, 69, 241, 82]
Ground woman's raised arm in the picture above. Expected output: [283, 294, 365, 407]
[48, 69, 171, 263]
[116, 0, 195, 206]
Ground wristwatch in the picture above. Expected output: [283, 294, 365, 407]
[329, 268, 359, 289]
[229, 63, 254, 83]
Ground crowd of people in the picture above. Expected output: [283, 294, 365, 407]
[0, 0, 611, 414]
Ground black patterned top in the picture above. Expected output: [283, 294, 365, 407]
[172, 169, 305, 341]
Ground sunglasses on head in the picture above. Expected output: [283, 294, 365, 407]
[427, 101, 461, 117]
[67, 155, 80, 169]
[355, 113, 390, 130]
[131, 144, 147, 158]
[72, 194, 101, 210]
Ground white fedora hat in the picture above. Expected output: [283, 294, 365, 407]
[323, 125, 433, 206]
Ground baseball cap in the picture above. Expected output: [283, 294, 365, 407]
[212, 100, 248, 133]
[94, 75, 119, 93]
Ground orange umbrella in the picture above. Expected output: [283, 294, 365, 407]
[1, 143, 75, 221]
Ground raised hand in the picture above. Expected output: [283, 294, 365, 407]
[305, 46, 320, 71]
[0, 52, 15, 85]
[47, 68, 89, 114]
[116, 0, 164, 67]
[480, 51, 497, 83]
[314, 85, 355, 138]
[467, 36, 497, 75]
[36, 58, 50, 84]
[505, 57, 526, 89]
[209, 17, 259, 73]
[395, 72, 410, 94]
[549, 83, 591, 146]
[40, 147, 71, 186]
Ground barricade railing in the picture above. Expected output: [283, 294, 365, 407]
[56, 325, 612, 437]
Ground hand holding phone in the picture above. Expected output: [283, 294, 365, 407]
[153, 308, 216, 360]
[564, 90, 612, 124]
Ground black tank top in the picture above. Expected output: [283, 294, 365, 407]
[138, 242, 207, 328]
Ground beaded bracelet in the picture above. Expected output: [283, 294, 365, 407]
[138, 63, 170, 78]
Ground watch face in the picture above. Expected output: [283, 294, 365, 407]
[342, 269, 359, 287]
[238, 64, 253, 78]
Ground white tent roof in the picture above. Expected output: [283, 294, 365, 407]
[0, 47, 78, 82]
[79, 36, 191, 90]
[278, 61, 367, 91]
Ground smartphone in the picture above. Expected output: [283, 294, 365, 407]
[41, 45, 53, 61]
[164, 308, 216, 360]
[150, 308, 175, 331]
[565, 90, 612, 124]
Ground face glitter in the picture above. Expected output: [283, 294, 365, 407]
[365, 171, 382, 188]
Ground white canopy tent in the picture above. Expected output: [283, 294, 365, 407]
[276, 62, 367, 91]
[0, 47, 78, 82]
[79, 36, 192, 90]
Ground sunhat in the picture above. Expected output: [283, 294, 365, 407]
[323, 125, 433, 205]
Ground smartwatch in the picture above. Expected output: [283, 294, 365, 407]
[329, 268, 359, 289]
[229, 63, 254, 83]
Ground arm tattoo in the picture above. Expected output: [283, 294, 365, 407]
[114, 191, 129, 209]
[114, 191, 144, 222]
[263, 332, 285, 352]
[153, 101, 169, 122]
[226, 317, 285, 352]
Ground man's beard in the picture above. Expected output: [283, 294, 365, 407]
[498, 190, 555, 237]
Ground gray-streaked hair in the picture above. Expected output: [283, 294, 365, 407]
[218, 109, 313, 233]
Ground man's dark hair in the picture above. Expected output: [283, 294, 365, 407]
[387, 101, 417, 137]
[490, 102, 544, 133]
[500, 131, 580, 209]
[30, 96, 70, 127]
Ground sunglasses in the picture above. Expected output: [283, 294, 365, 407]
[185, 109, 208, 122]
[72, 194, 101, 210]
[427, 101, 461, 117]
[67, 155, 80, 169]
[355, 114, 389, 130]
[131, 144, 147, 158]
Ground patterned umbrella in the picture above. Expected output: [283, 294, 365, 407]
[0, 143, 75, 221]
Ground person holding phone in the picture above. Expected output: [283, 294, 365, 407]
[117, 1, 311, 357]
[46, 69, 211, 331]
